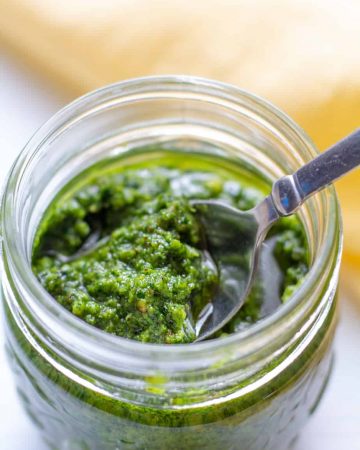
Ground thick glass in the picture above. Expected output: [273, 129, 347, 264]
[1, 77, 342, 450]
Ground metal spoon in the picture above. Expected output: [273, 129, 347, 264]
[193, 129, 360, 342]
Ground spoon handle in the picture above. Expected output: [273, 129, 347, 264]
[271, 129, 360, 216]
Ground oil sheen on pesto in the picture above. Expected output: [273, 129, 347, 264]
[32, 152, 308, 344]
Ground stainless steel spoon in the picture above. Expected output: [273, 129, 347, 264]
[193, 129, 360, 342]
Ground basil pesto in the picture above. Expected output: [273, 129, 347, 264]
[32, 155, 308, 344]
[3, 150, 337, 450]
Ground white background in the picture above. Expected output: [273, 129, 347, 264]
[1, 54, 360, 450]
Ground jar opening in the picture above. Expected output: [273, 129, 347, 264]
[1, 76, 342, 382]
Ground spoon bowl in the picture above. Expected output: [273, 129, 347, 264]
[193, 197, 279, 341]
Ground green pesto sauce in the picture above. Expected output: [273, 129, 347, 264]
[32, 153, 308, 344]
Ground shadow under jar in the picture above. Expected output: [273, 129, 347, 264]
[0, 77, 342, 450]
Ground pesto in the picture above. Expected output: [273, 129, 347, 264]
[32, 159, 308, 344]
[2, 150, 337, 450]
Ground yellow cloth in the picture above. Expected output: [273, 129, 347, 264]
[1, 0, 359, 297]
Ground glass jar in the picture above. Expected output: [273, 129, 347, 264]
[0, 76, 342, 450]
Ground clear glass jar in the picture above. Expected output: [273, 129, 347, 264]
[0, 77, 342, 450]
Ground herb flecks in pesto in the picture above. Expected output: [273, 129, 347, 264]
[32, 165, 308, 344]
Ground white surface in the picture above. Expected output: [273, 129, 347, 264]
[1, 54, 360, 450]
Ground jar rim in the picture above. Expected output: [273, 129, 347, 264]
[1, 75, 342, 370]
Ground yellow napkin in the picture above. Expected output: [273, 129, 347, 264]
[1, 0, 359, 298]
